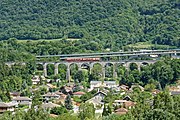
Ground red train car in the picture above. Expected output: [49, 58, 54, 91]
[66, 58, 100, 62]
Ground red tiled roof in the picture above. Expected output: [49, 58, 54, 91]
[115, 108, 128, 112]
[115, 108, 128, 115]
[73, 91, 85, 95]
[49, 114, 58, 118]
[124, 101, 136, 108]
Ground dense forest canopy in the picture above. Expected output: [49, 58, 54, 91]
[0, 0, 179, 48]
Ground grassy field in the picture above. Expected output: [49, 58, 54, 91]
[17, 38, 81, 43]
[126, 41, 176, 49]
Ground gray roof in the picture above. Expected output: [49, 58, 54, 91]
[94, 91, 107, 96]
[13, 97, 32, 101]
[86, 98, 104, 105]
[42, 93, 60, 97]
[90, 81, 101, 84]
[90, 81, 116, 85]
[0, 102, 16, 107]
[41, 102, 60, 109]
[104, 81, 116, 85]
[171, 91, 180, 95]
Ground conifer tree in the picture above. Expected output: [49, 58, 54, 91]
[65, 94, 73, 110]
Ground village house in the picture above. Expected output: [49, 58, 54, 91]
[119, 85, 129, 91]
[12, 97, 32, 108]
[170, 91, 180, 95]
[10, 92, 21, 98]
[0, 102, 17, 113]
[113, 99, 136, 109]
[60, 86, 73, 94]
[129, 85, 144, 91]
[73, 91, 85, 97]
[113, 100, 128, 106]
[168, 86, 180, 95]
[114, 108, 128, 115]
[123, 95, 132, 101]
[31, 75, 40, 85]
[41, 102, 60, 110]
[55, 91, 65, 96]
[90, 81, 118, 91]
[104, 81, 118, 88]
[42, 93, 60, 101]
[64, 86, 73, 93]
[46, 83, 57, 89]
[151, 89, 161, 96]
[86, 91, 107, 108]
[86, 98, 104, 108]
[93, 91, 107, 101]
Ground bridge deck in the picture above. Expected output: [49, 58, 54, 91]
[36, 49, 180, 59]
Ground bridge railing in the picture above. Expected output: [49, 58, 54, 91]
[36, 49, 180, 59]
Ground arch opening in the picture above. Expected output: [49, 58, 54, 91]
[69, 63, 78, 81]
[58, 64, 67, 80]
[81, 63, 90, 70]
[47, 64, 55, 76]
[129, 63, 138, 71]
[36, 64, 44, 75]
[105, 63, 113, 78]
[91, 63, 103, 81]
[115, 63, 126, 78]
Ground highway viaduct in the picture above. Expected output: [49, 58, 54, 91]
[36, 49, 180, 59]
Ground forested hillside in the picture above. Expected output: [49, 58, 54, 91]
[0, 0, 179, 48]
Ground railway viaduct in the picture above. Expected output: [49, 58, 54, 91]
[36, 60, 156, 81]
[5, 49, 180, 82]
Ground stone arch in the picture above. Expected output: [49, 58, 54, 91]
[36, 63, 43, 71]
[129, 62, 139, 71]
[36, 63, 44, 76]
[105, 62, 114, 67]
[115, 62, 126, 77]
[81, 63, 90, 70]
[91, 63, 103, 80]
[141, 62, 149, 66]
[140, 62, 150, 70]
[69, 63, 79, 80]
[115, 62, 125, 68]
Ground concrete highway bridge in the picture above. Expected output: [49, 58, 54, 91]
[36, 49, 180, 60]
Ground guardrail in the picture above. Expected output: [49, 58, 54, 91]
[36, 49, 180, 59]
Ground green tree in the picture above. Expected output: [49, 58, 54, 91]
[80, 92, 92, 103]
[32, 91, 42, 107]
[79, 103, 95, 120]
[102, 104, 112, 116]
[129, 63, 138, 71]
[51, 113, 80, 120]
[65, 94, 73, 110]
[50, 106, 67, 115]
[74, 70, 88, 83]
[152, 61, 174, 89]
